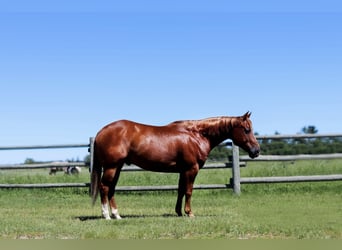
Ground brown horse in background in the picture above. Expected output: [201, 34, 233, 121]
[91, 112, 260, 219]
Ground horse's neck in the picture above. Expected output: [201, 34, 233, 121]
[195, 117, 234, 147]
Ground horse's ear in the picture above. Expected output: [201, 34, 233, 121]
[243, 111, 251, 120]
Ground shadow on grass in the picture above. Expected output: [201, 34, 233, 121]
[75, 213, 178, 221]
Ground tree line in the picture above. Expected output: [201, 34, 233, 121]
[208, 126, 342, 161]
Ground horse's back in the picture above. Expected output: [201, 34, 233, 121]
[97, 119, 185, 139]
[95, 119, 174, 153]
[94, 119, 197, 170]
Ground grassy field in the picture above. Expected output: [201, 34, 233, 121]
[0, 159, 341, 239]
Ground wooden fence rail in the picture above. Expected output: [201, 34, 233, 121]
[239, 174, 342, 184]
[0, 134, 342, 192]
[240, 153, 342, 162]
[0, 161, 86, 170]
[0, 143, 89, 150]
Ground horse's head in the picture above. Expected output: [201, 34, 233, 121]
[230, 112, 260, 159]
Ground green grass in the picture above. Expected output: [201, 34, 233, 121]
[0, 160, 341, 239]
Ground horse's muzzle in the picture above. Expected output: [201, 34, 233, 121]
[248, 146, 260, 159]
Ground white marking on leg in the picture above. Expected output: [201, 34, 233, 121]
[111, 208, 122, 220]
[101, 203, 111, 220]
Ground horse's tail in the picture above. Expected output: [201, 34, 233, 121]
[90, 141, 101, 206]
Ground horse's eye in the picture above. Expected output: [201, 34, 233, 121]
[244, 128, 251, 134]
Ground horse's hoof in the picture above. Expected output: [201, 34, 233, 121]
[187, 213, 195, 218]
[175, 209, 182, 216]
[102, 214, 112, 220]
[112, 215, 122, 220]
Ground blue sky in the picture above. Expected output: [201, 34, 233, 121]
[0, 1, 342, 163]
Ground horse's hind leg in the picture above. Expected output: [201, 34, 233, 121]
[108, 167, 122, 219]
[100, 167, 120, 220]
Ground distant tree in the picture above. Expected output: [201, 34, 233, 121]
[302, 125, 318, 134]
[84, 154, 91, 165]
[24, 158, 35, 164]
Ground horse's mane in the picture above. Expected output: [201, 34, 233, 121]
[170, 117, 234, 137]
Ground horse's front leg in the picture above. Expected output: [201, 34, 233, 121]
[177, 166, 199, 217]
[175, 173, 186, 216]
[183, 178, 195, 216]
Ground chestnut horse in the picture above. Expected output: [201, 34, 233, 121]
[91, 112, 260, 219]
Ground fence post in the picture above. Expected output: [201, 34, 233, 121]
[231, 143, 241, 195]
[89, 137, 95, 195]
[89, 137, 94, 174]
